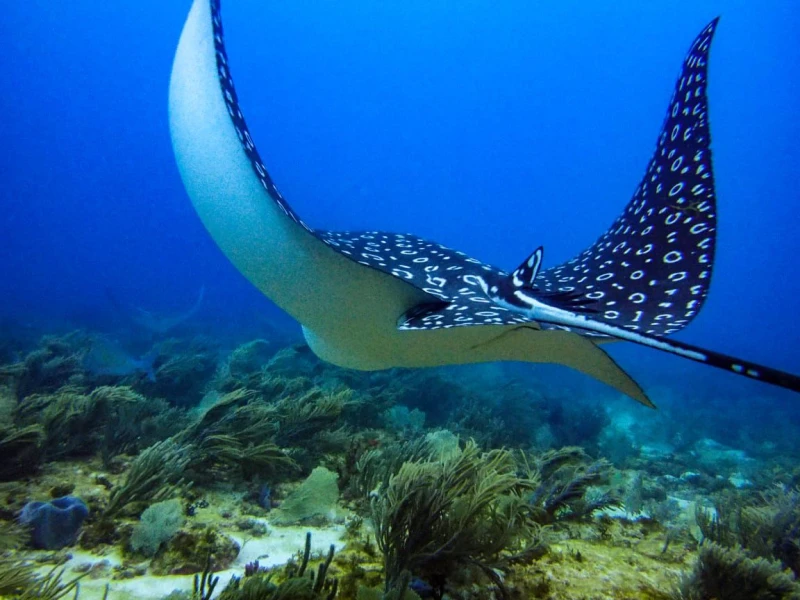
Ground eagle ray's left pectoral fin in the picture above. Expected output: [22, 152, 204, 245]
[541, 331, 655, 408]
[487, 327, 655, 408]
[569, 336, 655, 408]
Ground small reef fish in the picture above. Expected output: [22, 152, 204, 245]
[168, 0, 800, 406]
[83, 339, 158, 382]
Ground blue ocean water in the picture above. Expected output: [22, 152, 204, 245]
[2, 0, 799, 406]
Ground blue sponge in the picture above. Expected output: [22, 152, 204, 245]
[18, 496, 89, 550]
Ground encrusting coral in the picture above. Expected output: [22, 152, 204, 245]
[150, 525, 240, 576]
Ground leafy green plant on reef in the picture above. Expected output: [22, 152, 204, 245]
[445, 396, 507, 449]
[353, 435, 445, 501]
[104, 438, 190, 517]
[0, 422, 43, 481]
[16, 387, 102, 458]
[522, 446, 620, 523]
[139, 337, 219, 408]
[370, 440, 546, 596]
[258, 373, 315, 403]
[696, 486, 800, 577]
[0, 520, 30, 551]
[0, 557, 87, 600]
[2, 332, 87, 401]
[670, 542, 800, 600]
[355, 572, 422, 600]
[212, 339, 280, 392]
[272, 387, 358, 447]
[175, 389, 298, 482]
[222, 536, 338, 599]
[0, 558, 37, 597]
[95, 386, 187, 465]
[12, 385, 185, 464]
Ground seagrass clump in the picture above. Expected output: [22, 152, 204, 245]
[104, 437, 190, 517]
[370, 440, 545, 594]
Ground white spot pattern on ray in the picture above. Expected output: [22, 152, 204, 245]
[210, 0, 719, 336]
[533, 19, 719, 337]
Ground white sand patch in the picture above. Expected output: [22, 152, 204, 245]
[230, 520, 346, 569]
[53, 523, 346, 600]
[594, 506, 651, 521]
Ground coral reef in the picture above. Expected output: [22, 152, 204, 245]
[0, 422, 43, 482]
[150, 526, 240, 575]
[138, 337, 219, 408]
[1, 327, 799, 599]
[1, 332, 87, 400]
[214, 339, 281, 391]
[12, 385, 186, 464]
[0, 520, 29, 551]
[271, 387, 358, 448]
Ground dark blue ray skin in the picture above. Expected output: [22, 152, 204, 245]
[212, 0, 718, 338]
[512, 246, 544, 288]
[205, 2, 800, 397]
[535, 20, 719, 338]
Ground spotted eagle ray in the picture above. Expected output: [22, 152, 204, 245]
[169, 0, 800, 407]
[106, 286, 205, 334]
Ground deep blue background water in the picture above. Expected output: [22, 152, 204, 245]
[3, 0, 799, 404]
